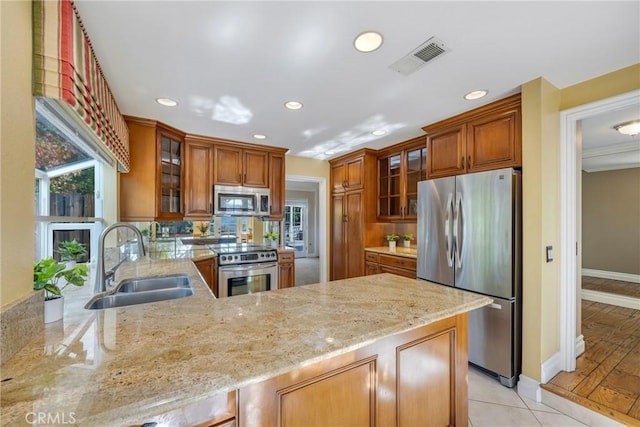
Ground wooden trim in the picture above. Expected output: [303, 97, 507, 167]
[185, 133, 288, 154]
[422, 93, 521, 133]
[329, 148, 378, 165]
[376, 135, 426, 158]
[124, 115, 186, 137]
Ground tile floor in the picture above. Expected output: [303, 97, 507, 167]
[469, 367, 619, 426]
[294, 257, 320, 286]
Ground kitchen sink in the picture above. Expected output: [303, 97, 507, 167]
[85, 287, 193, 310]
[116, 274, 190, 293]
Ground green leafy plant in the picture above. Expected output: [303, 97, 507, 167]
[140, 228, 149, 237]
[34, 257, 88, 300]
[386, 234, 399, 242]
[402, 233, 414, 241]
[56, 239, 87, 262]
[264, 232, 279, 241]
[196, 222, 209, 234]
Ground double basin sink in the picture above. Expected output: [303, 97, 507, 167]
[85, 274, 193, 310]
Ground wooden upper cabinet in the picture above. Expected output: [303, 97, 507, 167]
[268, 152, 285, 220]
[214, 145, 268, 187]
[424, 93, 522, 179]
[331, 156, 365, 193]
[426, 124, 466, 179]
[378, 136, 427, 221]
[120, 117, 185, 221]
[184, 138, 214, 218]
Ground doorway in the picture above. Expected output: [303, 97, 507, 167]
[284, 201, 308, 258]
[558, 89, 640, 373]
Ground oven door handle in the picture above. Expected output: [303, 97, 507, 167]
[219, 263, 278, 272]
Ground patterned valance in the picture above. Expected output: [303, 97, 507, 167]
[33, 0, 129, 171]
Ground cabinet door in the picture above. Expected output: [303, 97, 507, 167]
[345, 191, 364, 278]
[331, 194, 346, 280]
[467, 106, 521, 172]
[379, 264, 416, 279]
[345, 157, 365, 190]
[426, 124, 466, 179]
[278, 260, 295, 289]
[404, 145, 427, 219]
[268, 153, 285, 219]
[157, 129, 184, 219]
[243, 150, 269, 187]
[331, 162, 346, 193]
[365, 261, 380, 275]
[378, 153, 403, 220]
[184, 141, 214, 218]
[194, 258, 216, 296]
[214, 145, 243, 186]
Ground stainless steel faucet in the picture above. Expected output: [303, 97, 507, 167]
[95, 223, 146, 294]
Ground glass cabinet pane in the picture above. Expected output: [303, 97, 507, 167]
[389, 155, 401, 175]
[389, 196, 401, 216]
[159, 132, 183, 216]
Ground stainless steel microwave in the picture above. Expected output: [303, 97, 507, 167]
[214, 185, 270, 216]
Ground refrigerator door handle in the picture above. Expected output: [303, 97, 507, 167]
[454, 192, 463, 268]
[445, 192, 454, 267]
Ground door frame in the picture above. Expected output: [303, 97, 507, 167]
[558, 89, 640, 372]
[285, 175, 327, 283]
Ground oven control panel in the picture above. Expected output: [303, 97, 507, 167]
[218, 250, 278, 266]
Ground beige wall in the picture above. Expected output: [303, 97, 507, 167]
[0, 0, 36, 307]
[582, 168, 640, 275]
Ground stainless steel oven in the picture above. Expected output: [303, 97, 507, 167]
[216, 244, 278, 298]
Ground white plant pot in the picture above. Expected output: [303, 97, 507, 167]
[402, 240, 411, 248]
[388, 241, 396, 250]
[44, 297, 64, 323]
[270, 240, 278, 248]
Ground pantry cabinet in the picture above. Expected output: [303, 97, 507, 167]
[424, 93, 521, 179]
[120, 117, 186, 221]
[377, 136, 427, 221]
[268, 152, 285, 220]
[214, 145, 269, 188]
[330, 149, 378, 280]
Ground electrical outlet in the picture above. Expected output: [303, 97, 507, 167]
[546, 246, 554, 262]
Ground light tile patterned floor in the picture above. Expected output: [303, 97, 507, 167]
[469, 367, 595, 426]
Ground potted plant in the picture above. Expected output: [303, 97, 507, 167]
[386, 234, 399, 249]
[401, 233, 414, 248]
[56, 239, 87, 268]
[196, 222, 209, 236]
[34, 257, 88, 323]
[264, 232, 279, 248]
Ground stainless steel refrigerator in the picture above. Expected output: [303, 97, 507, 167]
[417, 167, 522, 387]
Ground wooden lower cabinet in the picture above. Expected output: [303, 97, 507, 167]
[194, 257, 218, 297]
[237, 313, 469, 426]
[278, 251, 295, 289]
[365, 251, 417, 279]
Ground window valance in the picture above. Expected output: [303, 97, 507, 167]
[33, 0, 129, 171]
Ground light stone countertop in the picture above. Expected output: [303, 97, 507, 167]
[365, 245, 418, 259]
[0, 258, 490, 426]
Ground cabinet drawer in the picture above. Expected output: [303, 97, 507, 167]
[279, 252, 295, 263]
[379, 254, 417, 270]
[379, 265, 416, 279]
[365, 251, 379, 262]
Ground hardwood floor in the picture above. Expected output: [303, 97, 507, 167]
[543, 300, 640, 426]
[582, 276, 640, 299]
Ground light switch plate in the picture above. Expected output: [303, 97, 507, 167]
[546, 246, 553, 262]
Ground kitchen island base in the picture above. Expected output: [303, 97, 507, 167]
[238, 312, 469, 426]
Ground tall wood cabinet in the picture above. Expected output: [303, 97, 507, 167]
[268, 153, 285, 220]
[424, 94, 521, 179]
[184, 137, 214, 218]
[329, 149, 377, 280]
[377, 136, 427, 221]
[121, 117, 186, 221]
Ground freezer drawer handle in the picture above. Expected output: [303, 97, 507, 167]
[488, 303, 502, 310]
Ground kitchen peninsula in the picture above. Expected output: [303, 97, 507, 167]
[0, 259, 490, 426]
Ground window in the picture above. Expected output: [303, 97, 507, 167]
[34, 98, 113, 263]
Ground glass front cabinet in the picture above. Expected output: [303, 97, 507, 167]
[377, 137, 427, 221]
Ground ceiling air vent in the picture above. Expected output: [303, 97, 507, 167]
[389, 36, 450, 76]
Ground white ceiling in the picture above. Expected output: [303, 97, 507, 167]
[73, 1, 640, 168]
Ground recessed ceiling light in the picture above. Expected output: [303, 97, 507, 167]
[325, 150, 336, 155]
[156, 97, 178, 107]
[464, 90, 488, 100]
[354, 31, 383, 53]
[614, 120, 640, 136]
[253, 134, 267, 140]
[285, 101, 303, 110]
[371, 129, 387, 136]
